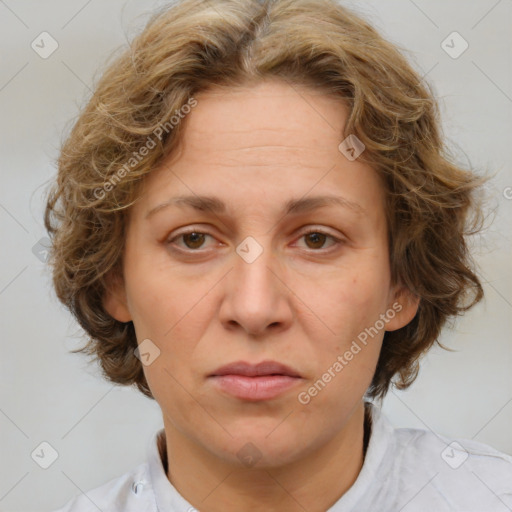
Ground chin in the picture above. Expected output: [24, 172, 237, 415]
[225, 438, 307, 469]
[206, 422, 309, 468]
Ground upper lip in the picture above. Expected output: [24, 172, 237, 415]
[209, 360, 302, 378]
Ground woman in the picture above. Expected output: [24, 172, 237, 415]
[45, 0, 512, 510]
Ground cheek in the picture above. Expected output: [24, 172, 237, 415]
[302, 262, 390, 337]
[123, 241, 205, 339]
[296, 300, 384, 417]
[290, 260, 389, 395]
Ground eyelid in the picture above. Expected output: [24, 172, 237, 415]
[298, 226, 343, 239]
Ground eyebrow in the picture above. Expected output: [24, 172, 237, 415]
[145, 194, 365, 219]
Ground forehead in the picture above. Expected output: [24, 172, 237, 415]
[132, 79, 385, 222]
[184, 79, 349, 153]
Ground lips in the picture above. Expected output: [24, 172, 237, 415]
[208, 360, 303, 401]
[209, 360, 302, 378]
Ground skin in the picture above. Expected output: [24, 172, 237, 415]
[104, 78, 419, 511]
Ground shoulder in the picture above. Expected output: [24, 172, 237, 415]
[51, 462, 152, 512]
[390, 420, 512, 510]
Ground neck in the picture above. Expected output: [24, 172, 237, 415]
[161, 401, 369, 512]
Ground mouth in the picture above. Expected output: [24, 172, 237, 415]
[208, 360, 303, 401]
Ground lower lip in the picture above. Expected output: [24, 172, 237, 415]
[209, 375, 301, 401]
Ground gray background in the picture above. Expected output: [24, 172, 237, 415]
[0, 0, 511, 510]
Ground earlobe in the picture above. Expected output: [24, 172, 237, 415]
[385, 286, 420, 332]
[102, 272, 132, 323]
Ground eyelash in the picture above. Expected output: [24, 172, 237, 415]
[167, 227, 344, 254]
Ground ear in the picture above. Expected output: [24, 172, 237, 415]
[102, 271, 132, 323]
[385, 284, 420, 332]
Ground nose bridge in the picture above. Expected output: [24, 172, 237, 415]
[221, 234, 290, 335]
[234, 234, 279, 304]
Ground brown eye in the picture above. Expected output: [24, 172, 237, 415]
[167, 230, 215, 252]
[304, 232, 329, 250]
[181, 232, 207, 249]
[299, 230, 342, 251]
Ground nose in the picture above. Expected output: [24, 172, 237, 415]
[218, 237, 294, 337]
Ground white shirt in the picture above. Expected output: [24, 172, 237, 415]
[52, 403, 512, 511]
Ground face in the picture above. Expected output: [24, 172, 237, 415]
[105, 78, 418, 468]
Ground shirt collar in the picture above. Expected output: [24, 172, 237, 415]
[146, 427, 196, 511]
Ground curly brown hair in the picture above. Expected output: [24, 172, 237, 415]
[44, 0, 488, 402]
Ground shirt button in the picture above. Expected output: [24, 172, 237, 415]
[131, 480, 146, 495]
